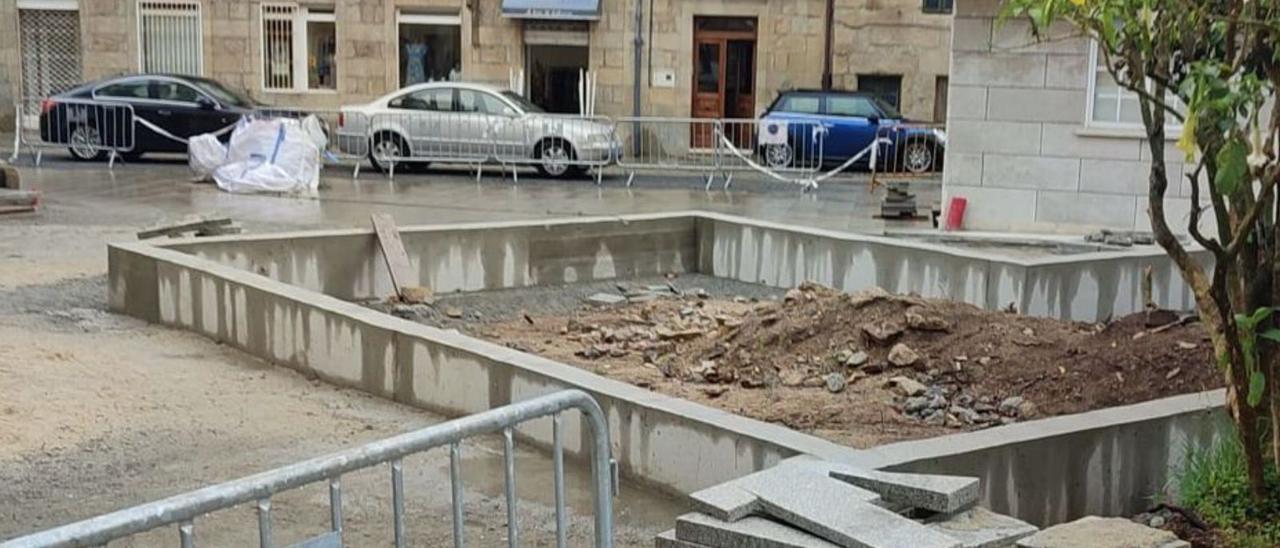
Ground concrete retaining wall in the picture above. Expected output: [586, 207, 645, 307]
[166, 212, 1203, 323]
[165, 216, 699, 302]
[848, 390, 1228, 526]
[108, 211, 1225, 516]
[108, 243, 854, 497]
[696, 214, 1205, 321]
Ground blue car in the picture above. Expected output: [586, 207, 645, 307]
[757, 90, 946, 173]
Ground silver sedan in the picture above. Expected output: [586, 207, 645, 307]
[336, 82, 620, 178]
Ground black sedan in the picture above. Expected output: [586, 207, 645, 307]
[39, 74, 261, 161]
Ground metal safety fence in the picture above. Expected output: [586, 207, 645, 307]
[0, 389, 616, 548]
[11, 97, 135, 167]
[869, 122, 947, 187]
[9, 95, 945, 191]
[353, 110, 618, 184]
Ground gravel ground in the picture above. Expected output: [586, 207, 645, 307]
[0, 214, 683, 545]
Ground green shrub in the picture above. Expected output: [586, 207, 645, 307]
[1176, 437, 1280, 546]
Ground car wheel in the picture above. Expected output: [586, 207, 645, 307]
[68, 125, 107, 161]
[901, 139, 936, 174]
[535, 139, 583, 178]
[369, 133, 410, 173]
[764, 143, 794, 169]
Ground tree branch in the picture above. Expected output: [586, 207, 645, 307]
[1187, 162, 1223, 252]
[1226, 175, 1280, 258]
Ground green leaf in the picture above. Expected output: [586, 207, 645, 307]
[1214, 139, 1249, 195]
[1247, 370, 1265, 407]
[1259, 329, 1280, 344]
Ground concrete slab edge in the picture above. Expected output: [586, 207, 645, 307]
[847, 389, 1225, 470]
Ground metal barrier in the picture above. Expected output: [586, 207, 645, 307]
[7, 94, 945, 191]
[12, 97, 136, 168]
[614, 117, 725, 185]
[716, 118, 826, 188]
[1, 389, 616, 548]
[869, 122, 946, 186]
[612, 117, 828, 189]
[356, 110, 619, 183]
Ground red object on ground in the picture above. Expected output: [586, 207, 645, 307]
[944, 197, 967, 231]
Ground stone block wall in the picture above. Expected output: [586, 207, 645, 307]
[0, 0, 952, 137]
[0, 1, 17, 130]
[832, 0, 952, 121]
[943, 0, 1209, 234]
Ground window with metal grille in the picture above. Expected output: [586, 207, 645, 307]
[137, 1, 202, 75]
[261, 4, 337, 92]
[18, 8, 83, 115]
[922, 0, 953, 14]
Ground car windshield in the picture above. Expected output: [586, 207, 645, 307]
[189, 78, 256, 108]
[872, 97, 903, 119]
[500, 91, 544, 114]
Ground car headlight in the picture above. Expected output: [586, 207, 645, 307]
[932, 128, 947, 145]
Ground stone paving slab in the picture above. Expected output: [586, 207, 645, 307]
[675, 512, 840, 548]
[829, 468, 980, 514]
[750, 483, 963, 548]
[656, 529, 707, 548]
[1016, 517, 1188, 548]
[927, 507, 1039, 548]
[689, 458, 882, 522]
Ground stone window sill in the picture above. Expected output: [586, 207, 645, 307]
[1074, 125, 1181, 141]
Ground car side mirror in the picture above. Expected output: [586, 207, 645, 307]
[196, 97, 217, 110]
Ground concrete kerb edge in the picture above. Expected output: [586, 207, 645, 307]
[846, 388, 1227, 470]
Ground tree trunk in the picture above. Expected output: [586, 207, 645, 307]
[1272, 351, 1280, 467]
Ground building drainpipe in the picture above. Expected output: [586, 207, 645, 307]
[821, 0, 835, 90]
[632, 0, 645, 156]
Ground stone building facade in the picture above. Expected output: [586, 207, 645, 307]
[943, 0, 1205, 234]
[1, 0, 952, 129]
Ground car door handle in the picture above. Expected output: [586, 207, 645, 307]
[157, 109, 172, 116]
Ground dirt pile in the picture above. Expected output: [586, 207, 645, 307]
[477, 282, 1223, 447]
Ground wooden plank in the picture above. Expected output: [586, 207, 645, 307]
[0, 189, 38, 207]
[371, 213, 416, 300]
[137, 216, 233, 240]
[0, 205, 36, 215]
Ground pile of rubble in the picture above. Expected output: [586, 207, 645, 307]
[423, 277, 1218, 442]
[889, 374, 1038, 427]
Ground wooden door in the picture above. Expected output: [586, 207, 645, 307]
[691, 39, 723, 149]
[691, 18, 757, 149]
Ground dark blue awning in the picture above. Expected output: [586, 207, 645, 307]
[501, 0, 601, 20]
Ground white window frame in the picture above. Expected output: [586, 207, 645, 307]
[395, 10, 463, 87]
[1085, 40, 1182, 130]
[136, 1, 203, 75]
[259, 3, 337, 93]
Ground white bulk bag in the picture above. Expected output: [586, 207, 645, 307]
[213, 118, 320, 194]
[187, 133, 227, 181]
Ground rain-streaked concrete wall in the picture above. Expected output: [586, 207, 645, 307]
[855, 390, 1227, 526]
[162, 211, 1206, 323]
[695, 214, 1205, 321]
[107, 211, 1223, 512]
